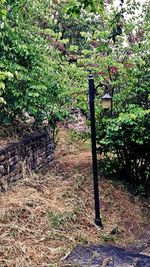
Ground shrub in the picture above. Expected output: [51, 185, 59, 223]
[97, 106, 150, 196]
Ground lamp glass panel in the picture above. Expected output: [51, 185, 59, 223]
[102, 99, 111, 109]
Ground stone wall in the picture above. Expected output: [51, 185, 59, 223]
[67, 108, 89, 132]
[0, 130, 54, 190]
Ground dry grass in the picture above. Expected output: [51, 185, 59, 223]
[0, 126, 20, 149]
[0, 129, 149, 267]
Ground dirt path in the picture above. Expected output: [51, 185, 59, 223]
[0, 129, 150, 266]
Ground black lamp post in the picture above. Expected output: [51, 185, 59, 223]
[88, 72, 112, 228]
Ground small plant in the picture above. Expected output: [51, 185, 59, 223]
[47, 211, 65, 228]
[102, 234, 115, 242]
[135, 185, 146, 198]
[75, 234, 88, 244]
[47, 211, 77, 229]
[69, 129, 89, 143]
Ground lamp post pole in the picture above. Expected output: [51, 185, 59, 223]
[88, 72, 103, 228]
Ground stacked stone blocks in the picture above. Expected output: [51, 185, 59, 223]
[0, 131, 54, 188]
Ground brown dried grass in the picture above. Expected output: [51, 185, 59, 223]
[0, 129, 149, 267]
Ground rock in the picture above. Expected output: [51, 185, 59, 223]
[0, 177, 8, 192]
[65, 244, 150, 267]
[10, 173, 23, 182]
[0, 154, 5, 162]
[129, 229, 150, 257]
[9, 155, 19, 166]
[66, 108, 89, 132]
[0, 165, 6, 176]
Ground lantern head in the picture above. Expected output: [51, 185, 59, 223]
[101, 92, 112, 110]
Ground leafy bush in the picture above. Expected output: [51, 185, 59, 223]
[97, 106, 150, 196]
[0, 0, 67, 126]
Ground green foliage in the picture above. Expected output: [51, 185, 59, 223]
[71, 0, 150, 196]
[0, 0, 7, 20]
[0, 0, 69, 126]
[65, 0, 104, 15]
[69, 129, 89, 143]
[97, 106, 150, 196]
[0, 71, 13, 104]
[47, 210, 77, 228]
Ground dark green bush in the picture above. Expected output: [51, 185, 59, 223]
[97, 106, 150, 197]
